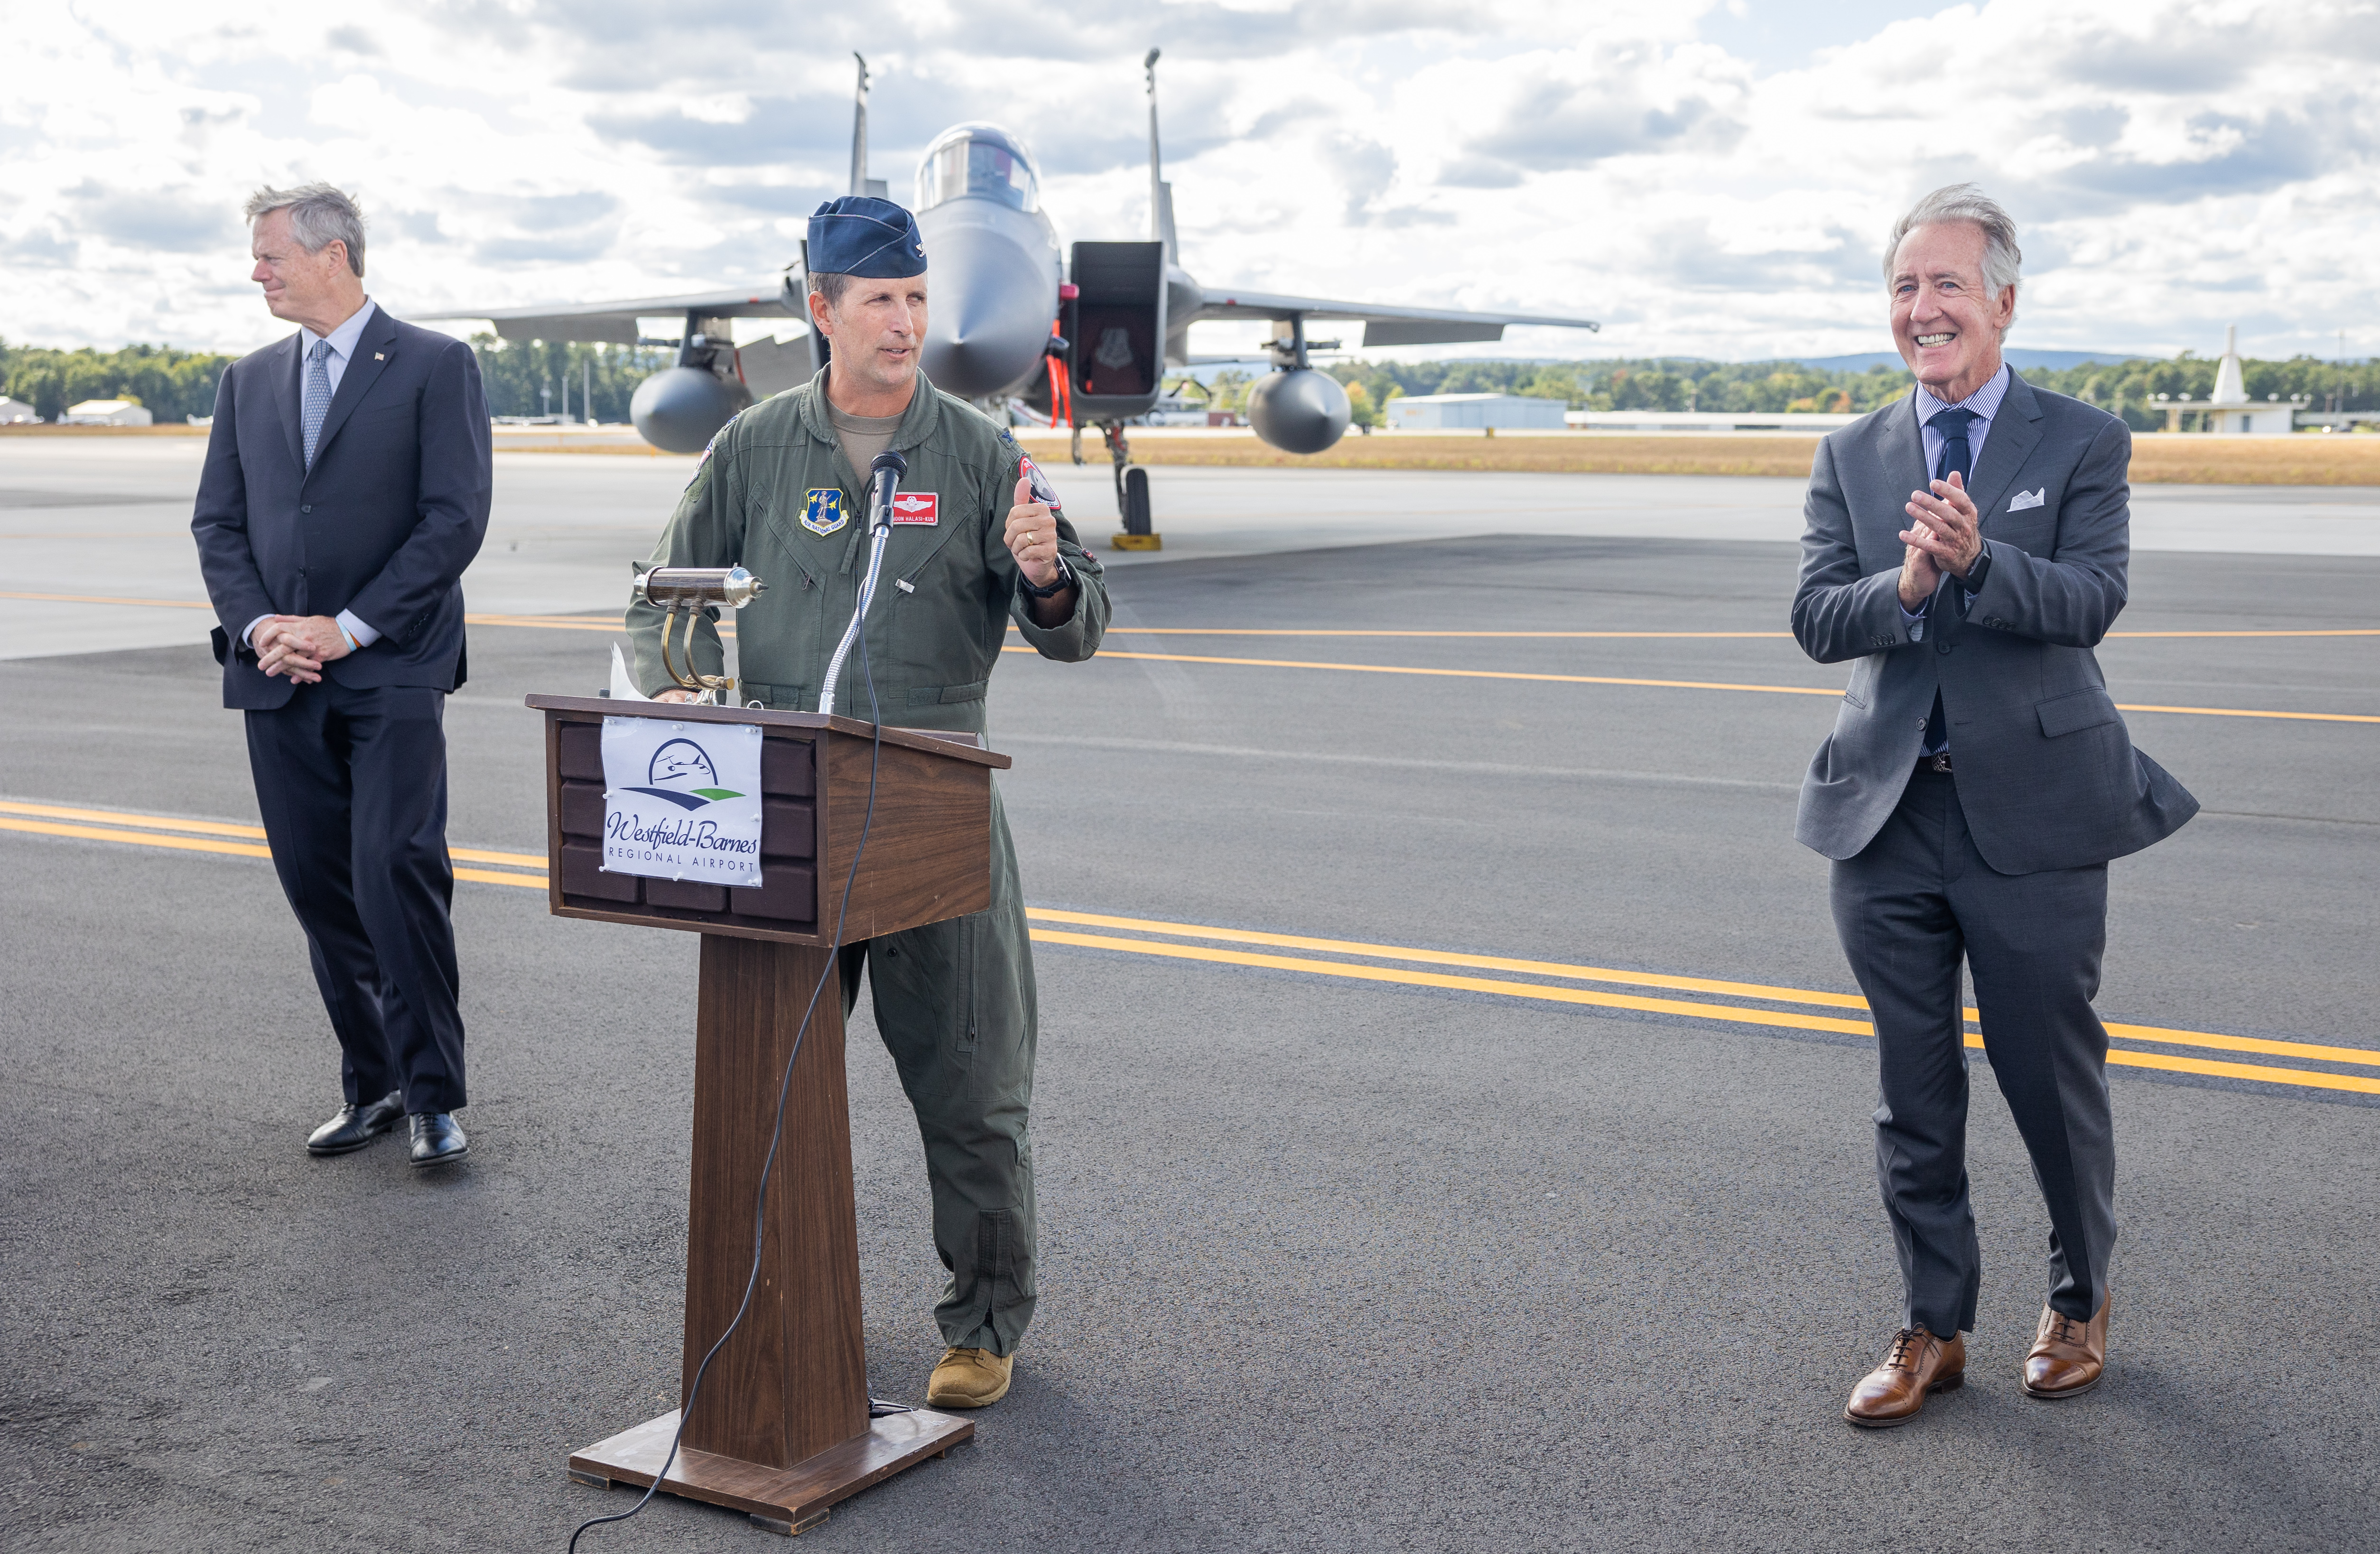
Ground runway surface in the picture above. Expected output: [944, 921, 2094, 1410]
[3, 442, 2377, 1552]
[5, 436, 2380, 657]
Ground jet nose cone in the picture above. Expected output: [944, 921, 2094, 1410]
[919, 219, 1058, 399]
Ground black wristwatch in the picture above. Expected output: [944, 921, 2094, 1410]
[1961, 540, 1993, 595]
[1018, 557, 1074, 600]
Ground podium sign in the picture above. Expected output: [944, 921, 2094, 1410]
[527, 694, 1011, 1535]
[601, 716, 766, 888]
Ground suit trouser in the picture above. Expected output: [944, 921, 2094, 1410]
[840, 783, 1037, 1358]
[244, 680, 467, 1115]
[1830, 766, 2115, 1338]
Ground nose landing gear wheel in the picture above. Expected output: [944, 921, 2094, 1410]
[1107, 426, 1162, 551]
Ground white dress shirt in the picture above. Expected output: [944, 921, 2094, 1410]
[245, 298, 384, 654]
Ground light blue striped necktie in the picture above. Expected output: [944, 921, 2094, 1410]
[302, 337, 334, 469]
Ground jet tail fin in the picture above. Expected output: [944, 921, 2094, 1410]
[848, 53, 871, 197]
[1145, 48, 1172, 259]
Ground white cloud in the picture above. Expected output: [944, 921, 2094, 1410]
[0, 0, 2373, 363]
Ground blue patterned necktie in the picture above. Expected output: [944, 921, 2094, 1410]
[1921, 405, 1979, 757]
[1931, 405, 1977, 484]
[302, 337, 334, 469]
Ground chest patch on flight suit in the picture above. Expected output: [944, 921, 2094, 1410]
[801, 489, 846, 536]
[891, 492, 939, 525]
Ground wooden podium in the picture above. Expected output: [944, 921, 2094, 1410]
[524, 695, 1013, 1535]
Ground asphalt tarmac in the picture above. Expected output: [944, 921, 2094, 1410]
[3, 454, 2378, 1552]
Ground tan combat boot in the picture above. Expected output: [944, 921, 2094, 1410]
[927, 1346, 1014, 1408]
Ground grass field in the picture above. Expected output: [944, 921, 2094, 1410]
[11, 422, 2379, 485]
[1008, 431, 2380, 486]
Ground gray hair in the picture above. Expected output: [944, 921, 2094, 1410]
[806, 270, 855, 308]
[1885, 182, 2020, 309]
[244, 183, 367, 277]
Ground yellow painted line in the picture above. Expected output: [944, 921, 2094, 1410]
[0, 593, 687, 637]
[2111, 702, 2380, 725]
[2101, 1045, 2380, 1094]
[1032, 908, 2380, 1071]
[13, 592, 2371, 645]
[1022, 645, 1849, 698]
[457, 866, 546, 889]
[1098, 629, 1800, 639]
[452, 846, 548, 870]
[1032, 925, 2380, 1096]
[1014, 646, 2380, 724]
[1013, 626, 2380, 641]
[0, 816, 273, 857]
[0, 808, 547, 876]
[0, 798, 265, 839]
[0, 590, 215, 609]
[1027, 927, 1877, 1036]
[2100, 1021, 2380, 1070]
[12, 798, 2373, 1090]
[1023, 906, 1871, 1011]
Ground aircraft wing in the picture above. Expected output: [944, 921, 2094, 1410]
[414, 287, 804, 345]
[1184, 287, 1598, 347]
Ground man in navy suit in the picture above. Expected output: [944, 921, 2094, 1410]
[1793, 186, 2195, 1426]
[192, 183, 491, 1166]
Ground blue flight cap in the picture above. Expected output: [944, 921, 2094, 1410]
[807, 196, 928, 278]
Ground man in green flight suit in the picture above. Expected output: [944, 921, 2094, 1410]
[626, 195, 1108, 1409]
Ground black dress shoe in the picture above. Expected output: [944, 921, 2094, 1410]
[307, 1091, 405, 1156]
[409, 1112, 469, 1166]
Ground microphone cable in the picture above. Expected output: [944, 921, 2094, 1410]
[568, 578, 892, 1552]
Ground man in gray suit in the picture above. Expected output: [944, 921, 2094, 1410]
[1792, 185, 2197, 1428]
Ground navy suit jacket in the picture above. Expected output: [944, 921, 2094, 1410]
[193, 308, 492, 709]
[1791, 370, 2197, 875]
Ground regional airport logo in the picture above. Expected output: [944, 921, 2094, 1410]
[622, 737, 745, 811]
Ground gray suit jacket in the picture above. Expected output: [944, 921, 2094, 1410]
[1791, 371, 2197, 875]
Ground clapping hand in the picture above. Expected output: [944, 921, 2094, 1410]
[1897, 470, 1982, 607]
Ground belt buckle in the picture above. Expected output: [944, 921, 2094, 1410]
[1926, 752, 1953, 774]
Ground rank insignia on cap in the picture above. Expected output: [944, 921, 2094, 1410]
[891, 492, 939, 525]
[801, 488, 847, 535]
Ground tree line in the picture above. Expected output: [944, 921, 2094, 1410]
[1307, 354, 2380, 431]
[0, 340, 235, 423]
[10, 333, 2374, 435]
[0, 335, 672, 424]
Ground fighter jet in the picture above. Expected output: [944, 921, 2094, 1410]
[425, 52, 1598, 529]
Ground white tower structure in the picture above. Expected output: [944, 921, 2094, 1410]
[2211, 324, 2247, 407]
[2169, 323, 2299, 435]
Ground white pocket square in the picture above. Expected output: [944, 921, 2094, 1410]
[2008, 488, 2046, 512]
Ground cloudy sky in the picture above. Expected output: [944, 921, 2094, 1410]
[4, 0, 2374, 364]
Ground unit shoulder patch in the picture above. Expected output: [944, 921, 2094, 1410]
[801, 488, 847, 536]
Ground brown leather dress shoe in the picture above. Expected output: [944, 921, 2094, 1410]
[2023, 1294, 2109, 1399]
[1844, 1327, 1966, 1428]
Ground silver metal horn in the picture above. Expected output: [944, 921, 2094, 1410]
[633, 566, 767, 697]
[634, 565, 767, 611]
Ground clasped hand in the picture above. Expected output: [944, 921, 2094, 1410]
[255, 614, 351, 682]
[1897, 470, 1984, 609]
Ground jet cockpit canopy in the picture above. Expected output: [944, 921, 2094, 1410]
[916, 123, 1041, 214]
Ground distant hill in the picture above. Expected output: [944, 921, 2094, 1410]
[1789, 349, 2144, 373]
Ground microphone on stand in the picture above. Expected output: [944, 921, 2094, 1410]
[867, 447, 907, 531]
[819, 449, 908, 718]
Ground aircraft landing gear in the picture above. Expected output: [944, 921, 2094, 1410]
[1104, 422, 1161, 551]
